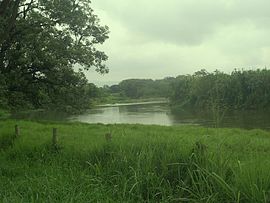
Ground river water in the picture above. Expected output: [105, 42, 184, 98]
[12, 101, 270, 130]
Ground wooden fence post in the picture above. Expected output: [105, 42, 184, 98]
[15, 125, 20, 137]
[105, 132, 112, 142]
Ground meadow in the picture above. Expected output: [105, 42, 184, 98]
[1, 120, 270, 202]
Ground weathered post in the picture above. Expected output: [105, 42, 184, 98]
[15, 125, 20, 137]
[52, 128, 58, 147]
[105, 132, 112, 142]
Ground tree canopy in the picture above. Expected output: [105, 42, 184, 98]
[170, 69, 270, 110]
[106, 69, 270, 111]
[0, 0, 109, 111]
[108, 78, 175, 99]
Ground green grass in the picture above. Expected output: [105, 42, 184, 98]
[0, 109, 10, 119]
[1, 120, 270, 202]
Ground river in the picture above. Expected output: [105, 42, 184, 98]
[11, 101, 270, 130]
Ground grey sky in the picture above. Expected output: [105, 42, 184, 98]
[85, 0, 270, 86]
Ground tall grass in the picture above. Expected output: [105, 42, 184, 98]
[0, 120, 270, 202]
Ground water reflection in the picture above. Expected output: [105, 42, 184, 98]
[70, 103, 270, 130]
[11, 102, 270, 130]
[70, 104, 174, 126]
[170, 108, 270, 130]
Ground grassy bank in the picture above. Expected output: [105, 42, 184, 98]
[1, 120, 270, 202]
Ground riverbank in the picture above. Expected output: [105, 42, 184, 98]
[96, 95, 168, 106]
[97, 99, 168, 107]
[1, 120, 270, 202]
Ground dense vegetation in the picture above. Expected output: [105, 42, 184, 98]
[1, 120, 270, 202]
[170, 69, 270, 111]
[104, 69, 270, 112]
[0, 0, 108, 112]
[109, 78, 175, 99]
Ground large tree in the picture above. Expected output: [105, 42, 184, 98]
[0, 0, 109, 109]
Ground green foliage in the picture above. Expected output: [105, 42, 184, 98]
[103, 68, 270, 113]
[0, 0, 109, 111]
[1, 120, 270, 202]
[110, 77, 175, 99]
[0, 74, 7, 109]
[171, 69, 270, 111]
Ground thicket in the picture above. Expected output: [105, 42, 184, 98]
[170, 69, 270, 110]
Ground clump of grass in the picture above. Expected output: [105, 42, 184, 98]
[0, 120, 270, 202]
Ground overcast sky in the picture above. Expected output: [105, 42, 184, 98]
[85, 0, 270, 86]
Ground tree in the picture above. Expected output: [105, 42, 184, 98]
[0, 0, 109, 110]
[170, 69, 270, 111]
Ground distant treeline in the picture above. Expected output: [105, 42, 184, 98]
[108, 78, 175, 99]
[170, 69, 270, 110]
[107, 69, 270, 110]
